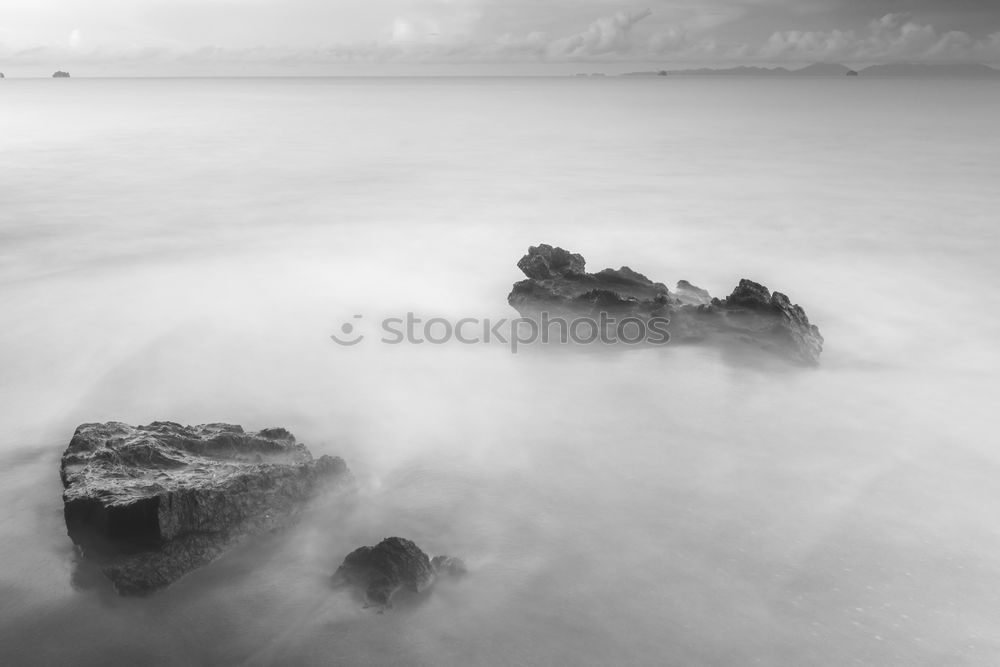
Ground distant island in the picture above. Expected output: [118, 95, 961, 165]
[859, 63, 1000, 77]
[622, 62, 1000, 78]
[52, 71, 70, 78]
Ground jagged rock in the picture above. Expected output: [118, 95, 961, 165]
[508, 245, 671, 321]
[332, 537, 464, 609]
[52, 71, 70, 78]
[674, 279, 712, 306]
[507, 244, 824, 365]
[518, 245, 586, 280]
[61, 421, 349, 595]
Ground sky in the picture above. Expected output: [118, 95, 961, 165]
[1, 0, 999, 75]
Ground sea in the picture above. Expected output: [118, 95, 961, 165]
[1, 76, 998, 666]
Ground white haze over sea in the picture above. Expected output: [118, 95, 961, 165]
[0, 77, 998, 666]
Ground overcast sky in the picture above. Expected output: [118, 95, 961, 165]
[1, 0, 999, 75]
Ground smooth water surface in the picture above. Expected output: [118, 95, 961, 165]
[1, 77, 998, 665]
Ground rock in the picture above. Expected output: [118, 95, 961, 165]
[509, 244, 671, 321]
[507, 244, 824, 365]
[0, 73, 5, 79]
[431, 555, 468, 577]
[52, 71, 70, 78]
[674, 280, 712, 307]
[725, 278, 772, 308]
[61, 421, 349, 595]
[517, 244, 586, 280]
[332, 537, 464, 609]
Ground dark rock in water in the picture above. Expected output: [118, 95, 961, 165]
[333, 537, 433, 608]
[509, 244, 671, 321]
[61, 421, 350, 595]
[518, 244, 586, 280]
[507, 243, 824, 365]
[725, 278, 772, 308]
[333, 537, 465, 609]
[52, 71, 70, 78]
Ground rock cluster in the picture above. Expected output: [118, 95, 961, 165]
[332, 537, 466, 609]
[508, 243, 824, 364]
[61, 421, 349, 594]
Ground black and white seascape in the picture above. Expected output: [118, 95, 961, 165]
[1, 1, 999, 666]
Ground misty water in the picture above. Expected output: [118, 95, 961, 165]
[1, 77, 998, 665]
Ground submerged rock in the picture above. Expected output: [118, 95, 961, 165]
[61, 421, 349, 594]
[431, 554, 468, 577]
[507, 243, 824, 365]
[332, 537, 465, 609]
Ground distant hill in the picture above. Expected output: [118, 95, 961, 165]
[671, 66, 805, 76]
[622, 62, 1000, 78]
[623, 63, 852, 77]
[858, 63, 1000, 77]
[789, 63, 853, 76]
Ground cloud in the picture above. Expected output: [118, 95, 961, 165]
[0, 8, 659, 70]
[3, 9, 1000, 73]
[758, 13, 1000, 63]
[546, 8, 652, 58]
[634, 12, 1000, 64]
